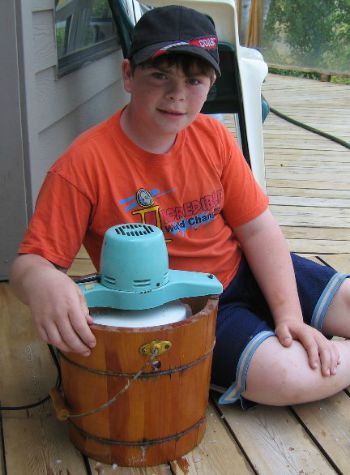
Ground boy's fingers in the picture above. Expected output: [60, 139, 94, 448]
[86, 314, 94, 324]
[71, 286, 96, 346]
[38, 299, 95, 355]
[285, 324, 320, 370]
[298, 334, 319, 370]
[68, 300, 96, 350]
[56, 317, 92, 356]
[39, 310, 95, 356]
[304, 334, 338, 376]
[320, 340, 339, 376]
[275, 324, 293, 347]
[39, 322, 79, 354]
[318, 346, 331, 376]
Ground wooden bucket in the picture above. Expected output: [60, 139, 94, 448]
[58, 296, 218, 466]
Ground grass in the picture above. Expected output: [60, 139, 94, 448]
[269, 67, 350, 85]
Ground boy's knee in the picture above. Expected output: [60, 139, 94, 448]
[334, 278, 350, 303]
[310, 273, 350, 334]
[244, 338, 315, 405]
[341, 278, 350, 305]
[322, 277, 350, 337]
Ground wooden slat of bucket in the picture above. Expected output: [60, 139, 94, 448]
[0, 283, 87, 473]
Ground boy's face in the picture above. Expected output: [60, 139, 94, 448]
[122, 59, 213, 139]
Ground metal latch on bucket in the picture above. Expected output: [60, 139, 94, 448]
[139, 340, 172, 356]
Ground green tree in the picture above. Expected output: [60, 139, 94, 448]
[262, 0, 350, 72]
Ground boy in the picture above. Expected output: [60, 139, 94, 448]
[10, 5, 350, 407]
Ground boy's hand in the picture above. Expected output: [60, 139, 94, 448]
[275, 320, 340, 377]
[28, 267, 96, 356]
[10, 254, 96, 356]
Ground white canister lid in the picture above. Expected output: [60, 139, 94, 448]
[91, 300, 192, 328]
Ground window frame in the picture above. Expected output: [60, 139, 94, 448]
[55, 0, 120, 77]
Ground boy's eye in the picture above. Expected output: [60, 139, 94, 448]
[151, 72, 167, 80]
[188, 78, 202, 86]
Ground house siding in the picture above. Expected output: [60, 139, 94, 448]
[0, 0, 128, 278]
[29, 2, 129, 203]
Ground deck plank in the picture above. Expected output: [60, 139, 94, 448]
[317, 255, 350, 274]
[284, 239, 350, 255]
[0, 284, 87, 474]
[267, 169, 350, 183]
[271, 205, 350, 227]
[268, 187, 350, 200]
[215, 402, 336, 474]
[4, 407, 87, 475]
[68, 247, 96, 277]
[282, 227, 350, 241]
[0, 285, 56, 407]
[270, 195, 350, 209]
[0, 415, 4, 475]
[292, 392, 350, 474]
[262, 74, 350, 143]
[263, 73, 350, 257]
[88, 460, 172, 474]
[169, 403, 253, 475]
[268, 178, 350, 191]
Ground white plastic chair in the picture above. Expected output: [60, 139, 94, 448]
[142, 0, 268, 189]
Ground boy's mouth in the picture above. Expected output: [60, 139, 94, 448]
[157, 108, 185, 116]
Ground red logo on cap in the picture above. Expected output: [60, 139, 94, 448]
[189, 36, 218, 50]
[152, 35, 218, 59]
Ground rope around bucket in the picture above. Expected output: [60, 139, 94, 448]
[50, 349, 159, 421]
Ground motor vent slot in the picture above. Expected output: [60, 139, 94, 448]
[133, 279, 151, 288]
[103, 276, 116, 286]
[114, 224, 155, 237]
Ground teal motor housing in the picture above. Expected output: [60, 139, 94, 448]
[79, 223, 223, 310]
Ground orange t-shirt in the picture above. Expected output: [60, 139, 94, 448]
[19, 110, 269, 289]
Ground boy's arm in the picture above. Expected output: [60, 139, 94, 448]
[10, 254, 96, 356]
[234, 209, 340, 377]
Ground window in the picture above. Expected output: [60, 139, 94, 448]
[55, 0, 119, 76]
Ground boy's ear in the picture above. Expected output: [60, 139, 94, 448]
[122, 59, 133, 93]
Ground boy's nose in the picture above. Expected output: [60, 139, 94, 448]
[165, 81, 185, 101]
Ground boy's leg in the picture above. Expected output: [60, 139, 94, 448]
[244, 259, 350, 406]
[212, 256, 276, 405]
[244, 335, 350, 406]
[214, 254, 350, 407]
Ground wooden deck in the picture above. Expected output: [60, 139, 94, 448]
[1, 74, 350, 474]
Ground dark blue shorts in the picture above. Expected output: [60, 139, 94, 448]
[211, 253, 350, 406]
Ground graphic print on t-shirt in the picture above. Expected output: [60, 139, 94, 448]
[118, 187, 223, 239]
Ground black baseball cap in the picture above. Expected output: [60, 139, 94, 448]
[129, 5, 221, 76]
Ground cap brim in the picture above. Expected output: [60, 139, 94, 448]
[131, 41, 221, 77]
